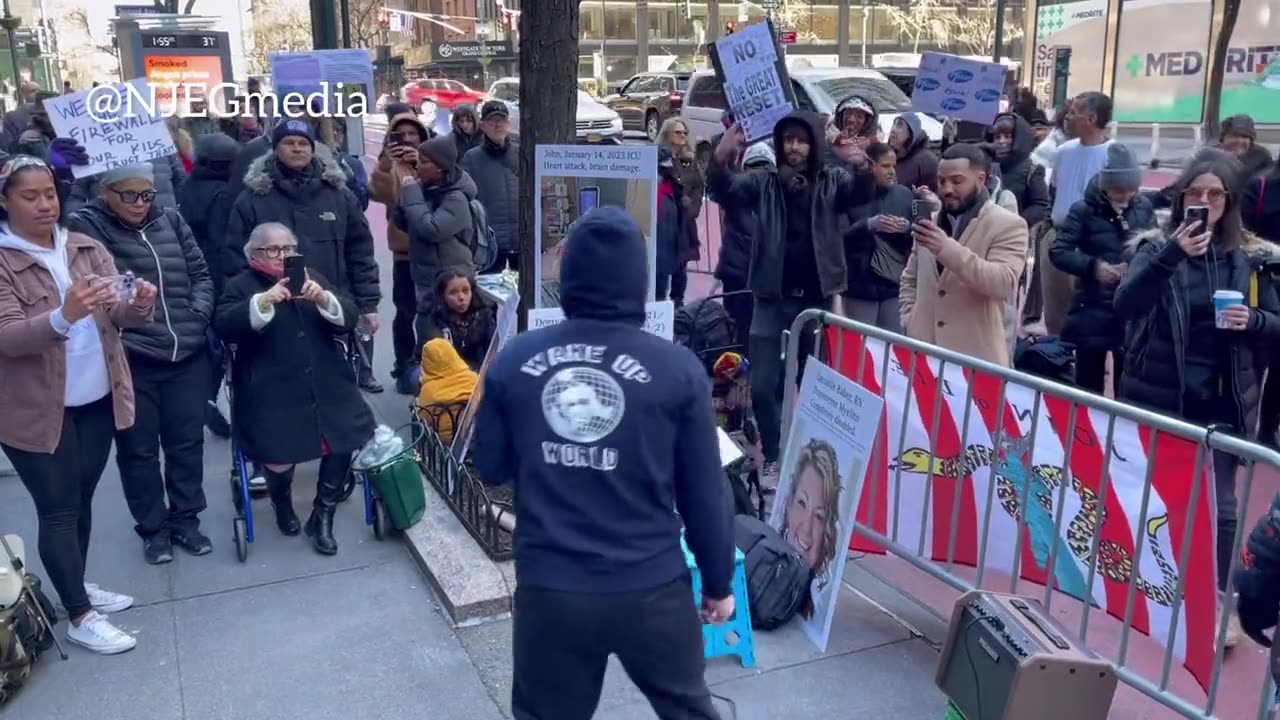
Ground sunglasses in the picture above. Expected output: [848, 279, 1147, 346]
[111, 189, 157, 204]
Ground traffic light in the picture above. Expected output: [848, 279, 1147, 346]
[725, 21, 736, 34]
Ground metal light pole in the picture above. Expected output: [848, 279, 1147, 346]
[0, 0, 20, 92]
[992, 0, 1007, 64]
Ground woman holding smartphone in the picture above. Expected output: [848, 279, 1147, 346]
[1115, 158, 1280, 648]
[0, 155, 157, 655]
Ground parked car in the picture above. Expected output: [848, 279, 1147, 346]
[485, 78, 624, 144]
[400, 78, 487, 117]
[682, 68, 943, 163]
[602, 71, 691, 142]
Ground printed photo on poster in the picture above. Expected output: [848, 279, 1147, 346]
[533, 144, 658, 309]
[769, 361, 882, 652]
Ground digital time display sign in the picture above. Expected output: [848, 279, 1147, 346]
[142, 33, 220, 50]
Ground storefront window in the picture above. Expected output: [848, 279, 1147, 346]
[649, 2, 705, 44]
[580, 2, 638, 41]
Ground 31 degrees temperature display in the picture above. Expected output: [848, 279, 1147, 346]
[143, 33, 220, 49]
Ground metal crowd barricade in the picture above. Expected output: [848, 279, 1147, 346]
[781, 309, 1280, 720]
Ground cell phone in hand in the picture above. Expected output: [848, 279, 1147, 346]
[1185, 205, 1209, 231]
[911, 198, 931, 224]
[284, 255, 306, 295]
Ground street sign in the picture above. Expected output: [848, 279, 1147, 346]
[779, 29, 797, 44]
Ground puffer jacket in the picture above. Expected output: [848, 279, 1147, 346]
[461, 136, 519, 254]
[227, 134, 364, 209]
[225, 152, 380, 313]
[370, 111, 433, 260]
[394, 150, 478, 309]
[985, 112, 1051, 228]
[1050, 179, 1158, 349]
[67, 200, 214, 363]
[894, 112, 939, 193]
[1115, 231, 1280, 436]
[708, 109, 870, 300]
[65, 154, 186, 214]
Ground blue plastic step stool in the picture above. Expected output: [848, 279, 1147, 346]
[681, 536, 756, 668]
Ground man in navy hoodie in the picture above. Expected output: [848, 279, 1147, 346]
[475, 207, 734, 720]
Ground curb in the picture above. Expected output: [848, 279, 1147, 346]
[401, 481, 514, 625]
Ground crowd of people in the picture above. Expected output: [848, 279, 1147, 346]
[4, 69, 1280, 718]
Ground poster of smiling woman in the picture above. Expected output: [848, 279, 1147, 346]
[769, 361, 883, 652]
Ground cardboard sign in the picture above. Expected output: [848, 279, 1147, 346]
[527, 301, 675, 341]
[909, 52, 1008, 126]
[709, 18, 797, 144]
[44, 77, 178, 179]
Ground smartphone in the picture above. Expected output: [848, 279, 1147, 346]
[115, 272, 136, 302]
[1185, 205, 1209, 230]
[578, 186, 600, 216]
[911, 198, 931, 224]
[284, 255, 306, 295]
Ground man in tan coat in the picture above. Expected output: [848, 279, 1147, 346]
[370, 110, 433, 394]
[901, 144, 1028, 367]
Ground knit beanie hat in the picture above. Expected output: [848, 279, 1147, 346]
[1221, 114, 1257, 141]
[272, 119, 315, 149]
[1098, 143, 1142, 191]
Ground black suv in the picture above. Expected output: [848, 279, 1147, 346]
[603, 71, 691, 142]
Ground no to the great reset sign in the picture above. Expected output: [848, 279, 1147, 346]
[714, 22, 794, 144]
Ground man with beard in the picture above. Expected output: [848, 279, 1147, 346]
[900, 144, 1028, 366]
[708, 111, 870, 484]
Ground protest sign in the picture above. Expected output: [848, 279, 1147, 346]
[45, 78, 178, 180]
[270, 48, 373, 157]
[770, 360, 882, 652]
[527, 301, 674, 341]
[709, 18, 796, 144]
[533, 144, 658, 309]
[909, 52, 1008, 126]
[451, 287, 522, 465]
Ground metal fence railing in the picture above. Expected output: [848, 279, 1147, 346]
[782, 309, 1280, 720]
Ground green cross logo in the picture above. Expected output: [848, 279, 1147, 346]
[1124, 53, 1143, 79]
[1037, 5, 1066, 36]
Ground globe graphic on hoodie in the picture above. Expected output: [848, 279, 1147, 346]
[540, 366, 626, 444]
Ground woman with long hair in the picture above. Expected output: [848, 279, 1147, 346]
[781, 439, 842, 619]
[0, 156, 157, 653]
[656, 117, 703, 306]
[1115, 158, 1280, 648]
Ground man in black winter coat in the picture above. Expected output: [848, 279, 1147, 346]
[708, 110, 870, 482]
[986, 112, 1052, 229]
[179, 132, 240, 438]
[225, 120, 381, 335]
[842, 142, 915, 332]
[1049, 144, 1157, 395]
[68, 163, 216, 564]
[888, 112, 939, 193]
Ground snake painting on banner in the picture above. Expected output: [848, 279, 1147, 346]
[822, 326, 1219, 691]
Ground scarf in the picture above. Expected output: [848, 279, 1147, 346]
[249, 257, 284, 279]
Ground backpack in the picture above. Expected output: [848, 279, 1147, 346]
[0, 575, 56, 707]
[674, 298, 737, 373]
[733, 515, 812, 630]
[467, 198, 499, 273]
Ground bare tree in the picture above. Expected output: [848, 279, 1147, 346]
[1201, 0, 1241, 138]
[885, 0, 954, 53]
[348, 0, 386, 49]
[246, 0, 314, 73]
[517, 0, 580, 330]
[62, 8, 119, 59]
[944, 0, 1024, 57]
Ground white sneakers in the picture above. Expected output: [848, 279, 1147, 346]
[66, 611, 137, 655]
[85, 583, 133, 614]
[65, 584, 137, 655]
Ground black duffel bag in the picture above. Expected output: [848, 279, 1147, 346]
[733, 514, 812, 630]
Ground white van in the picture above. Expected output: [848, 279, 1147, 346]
[486, 77, 625, 144]
[682, 68, 943, 162]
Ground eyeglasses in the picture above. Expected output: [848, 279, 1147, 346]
[671, 129, 688, 136]
[254, 245, 298, 258]
[111, 189, 156, 204]
[1182, 187, 1227, 203]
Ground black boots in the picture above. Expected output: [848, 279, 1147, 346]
[304, 455, 349, 556]
[263, 466, 301, 536]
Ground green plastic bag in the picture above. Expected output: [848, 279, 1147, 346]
[355, 424, 427, 531]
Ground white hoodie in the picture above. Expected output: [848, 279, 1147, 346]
[0, 224, 111, 406]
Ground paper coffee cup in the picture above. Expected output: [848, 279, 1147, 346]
[1214, 290, 1244, 328]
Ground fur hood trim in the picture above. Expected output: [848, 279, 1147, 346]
[243, 143, 347, 195]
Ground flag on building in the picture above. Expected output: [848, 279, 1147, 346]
[824, 327, 1218, 690]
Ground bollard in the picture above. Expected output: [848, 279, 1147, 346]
[1150, 123, 1161, 167]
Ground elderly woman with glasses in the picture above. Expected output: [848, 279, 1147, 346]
[1116, 158, 1280, 648]
[67, 163, 216, 566]
[214, 222, 375, 556]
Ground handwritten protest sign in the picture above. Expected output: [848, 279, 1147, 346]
[910, 52, 1008, 125]
[710, 20, 795, 144]
[45, 78, 177, 180]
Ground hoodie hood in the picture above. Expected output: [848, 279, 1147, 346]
[834, 94, 879, 139]
[772, 109, 825, 175]
[418, 338, 477, 405]
[0, 223, 68, 270]
[451, 104, 478, 134]
[898, 111, 928, 156]
[243, 142, 348, 195]
[191, 132, 239, 181]
[388, 112, 430, 145]
[984, 112, 1036, 171]
[559, 207, 647, 325]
